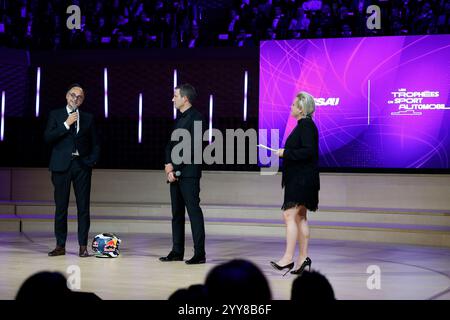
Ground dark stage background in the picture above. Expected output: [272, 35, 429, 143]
[0, 47, 259, 170]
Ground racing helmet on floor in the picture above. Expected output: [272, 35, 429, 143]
[92, 233, 122, 258]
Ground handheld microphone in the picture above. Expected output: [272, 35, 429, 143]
[166, 171, 181, 183]
[70, 108, 78, 131]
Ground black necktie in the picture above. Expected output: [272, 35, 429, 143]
[70, 110, 77, 134]
[69, 110, 77, 154]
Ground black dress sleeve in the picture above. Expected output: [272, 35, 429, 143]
[283, 120, 315, 161]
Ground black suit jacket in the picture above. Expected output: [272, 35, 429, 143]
[282, 117, 320, 190]
[44, 108, 100, 172]
[165, 107, 205, 178]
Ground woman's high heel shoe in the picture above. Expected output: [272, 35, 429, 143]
[290, 257, 312, 275]
[270, 261, 295, 276]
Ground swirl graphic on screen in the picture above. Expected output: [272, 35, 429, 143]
[259, 35, 450, 169]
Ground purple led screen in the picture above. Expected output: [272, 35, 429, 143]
[259, 35, 450, 169]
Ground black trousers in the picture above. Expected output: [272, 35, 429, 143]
[170, 177, 205, 257]
[51, 158, 92, 247]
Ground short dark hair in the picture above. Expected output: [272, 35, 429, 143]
[176, 83, 197, 103]
[16, 271, 72, 300]
[168, 284, 207, 302]
[205, 259, 272, 302]
[291, 270, 335, 301]
[67, 83, 85, 94]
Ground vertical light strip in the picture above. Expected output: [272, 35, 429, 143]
[367, 80, 370, 125]
[209, 94, 213, 144]
[35, 67, 40, 117]
[104, 68, 108, 118]
[243, 70, 248, 121]
[173, 69, 178, 119]
[1, 91, 5, 141]
[138, 93, 143, 144]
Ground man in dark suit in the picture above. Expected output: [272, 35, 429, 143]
[160, 83, 206, 265]
[44, 84, 100, 257]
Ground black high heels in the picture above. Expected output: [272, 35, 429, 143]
[270, 261, 295, 276]
[290, 257, 312, 275]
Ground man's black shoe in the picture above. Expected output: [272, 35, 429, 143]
[159, 252, 184, 262]
[185, 255, 206, 265]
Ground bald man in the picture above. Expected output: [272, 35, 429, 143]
[44, 84, 100, 257]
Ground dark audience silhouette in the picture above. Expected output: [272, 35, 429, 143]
[204, 259, 272, 302]
[168, 284, 208, 302]
[16, 271, 101, 301]
[291, 270, 336, 301]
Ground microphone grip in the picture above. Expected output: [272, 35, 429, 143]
[70, 109, 78, 130]
[166, 171, 181, 184]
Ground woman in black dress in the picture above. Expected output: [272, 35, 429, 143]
[270, 91, 320, 276]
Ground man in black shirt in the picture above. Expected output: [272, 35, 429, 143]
[160, 84, 206, 265]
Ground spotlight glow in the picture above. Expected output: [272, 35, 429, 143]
[138, 93, 143, 144]
[243, 70, 248, 121]
[173, 69, 178, 119]
[104, 68, 108, 118]
[1, 91, 5, 141]
[209, 94, 213, 144]
[35, 67, 40, 117]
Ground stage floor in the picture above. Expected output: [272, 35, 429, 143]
[1, 232, 449, 300]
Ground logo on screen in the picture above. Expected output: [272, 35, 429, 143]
[315, 97, 340, 107]
[389, 88, 449, 116]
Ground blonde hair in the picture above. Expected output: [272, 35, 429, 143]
[295, 91, 315, 117]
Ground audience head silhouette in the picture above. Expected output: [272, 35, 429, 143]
[168, 284, 207, 302]
[291, 270, 335, 301]
[205, 259, 272, 301]
[16, 271, 72, 301]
